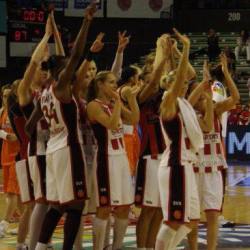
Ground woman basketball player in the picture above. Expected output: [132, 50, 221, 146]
[86, 70, 140, 250]
[32, 3, 97, 250]
[18, 12, 65, 250]
[135, 34, 173, 249]
[156, 29, 203, 250]
[187, 55, 240, 250]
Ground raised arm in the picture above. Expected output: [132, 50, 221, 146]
[188, 60, 212, 106]
[25, 101, 43, 138]
[18, 16, 52, 106]
[161, 28, 190, 120]
[51, 11, 65, 56]
[197, 91, 214, 133]
[55, 4, 96, 96]
[111, 31, 130, 79]
[121, 84, 141, 125]
[74, 32, 105, 97]
[172, 38, 196, 80]
[214, 53, 240, 116]
[138, 34, 172, 104]
[87, 95, 122, 130]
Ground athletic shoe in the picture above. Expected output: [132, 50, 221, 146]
[8, 227, 18, 235]
[0, 220, 9, 238]
[16, 244, 28, 250]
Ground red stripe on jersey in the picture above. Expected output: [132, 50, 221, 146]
[185, 138, 191, 150]
[111, 139, 119, 150]
[204, 144, 211, 155]
[216, 143, 221, 154]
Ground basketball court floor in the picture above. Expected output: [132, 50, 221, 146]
[0, 165, 250, 250]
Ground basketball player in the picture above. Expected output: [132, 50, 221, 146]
[0, 85, 20, 238]
[18, 12, 64, 250]
[155, 29, 203, 250]
[7, 80, 33, 250]
[188, 54, 240, 250]
[33, 3, 97, 250]
[135, 34, 173, 249]
[86, 71, 140, 250]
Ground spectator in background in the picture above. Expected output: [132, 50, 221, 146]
[207, 28, 221, 62]
[235, 29, 250, 63]
[247, 77, 250, 97]
[224, 46, 236, 76]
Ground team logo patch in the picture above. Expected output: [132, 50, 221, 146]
[173, 210, 182, 220]
[100, 196, 108, 205]
[77, 190, 85, 198]
[135, 194, 142, 203]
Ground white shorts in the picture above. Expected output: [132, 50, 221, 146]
[28, 155, 46, 202]
[46, 144, 88, 204]
[135, 156, 161, 207]
[95, 153, 134, 207]
[195, 171, 224, 212]
[158, 162, 200, 223]
[15, 159, 34, 203]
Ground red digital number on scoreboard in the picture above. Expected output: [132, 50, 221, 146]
[22, 10, 45, 23]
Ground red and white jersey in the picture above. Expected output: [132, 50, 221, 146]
[90, 99, 125, 156]
[40, 85, 83, 154]
[197, 115, 227, 170]
[160, 113, 197, 167]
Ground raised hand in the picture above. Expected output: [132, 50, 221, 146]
[90, 32, 105, 53]
[117, 31, 130, 53]
[203, 60, 212, 82]
[45, 15, 53, 36]
[173, 28, 190, 47]
[85, 2, 97, 21]
[220, 52, 229, 74]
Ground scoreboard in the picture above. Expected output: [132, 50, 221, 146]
[9, 8, 46, 43]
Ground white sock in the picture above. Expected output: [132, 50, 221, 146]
[155, 224, 176, 250]
[112, 218, 128, 250]
[169, 225, 191, 249]
[35, 242, 47, 250]
[104, 216, 111, 248]
[93, 217, 108, 250]
[29, 203, 48, 250]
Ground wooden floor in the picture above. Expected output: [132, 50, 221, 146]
[0, 165, 250, 249]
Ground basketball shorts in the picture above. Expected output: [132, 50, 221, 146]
[135, 155, 161, 207]
[158, 162, 200, 223]
[46, 144, 88, 204]
[95, 153, 134, 207]
[28, 155, 46, 202]
[195, 170, 224, 212]
[15, 159, 34, 203]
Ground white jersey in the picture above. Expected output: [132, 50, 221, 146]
[90, 99, 125, 156]
[160, 113, 197, 167]
[40, 85, 83, 154]
[197, 115, 227, 170]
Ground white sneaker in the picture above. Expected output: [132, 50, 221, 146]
[8, 227, 18, 235]
[16, 244, 28, 250]
[0, 220, 9, 238]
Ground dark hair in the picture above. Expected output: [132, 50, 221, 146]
[41, 55, 66, 81]
[119, 66, 138, 86]
[87, 71, 111, 103]
[210, 65, 225, 82]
